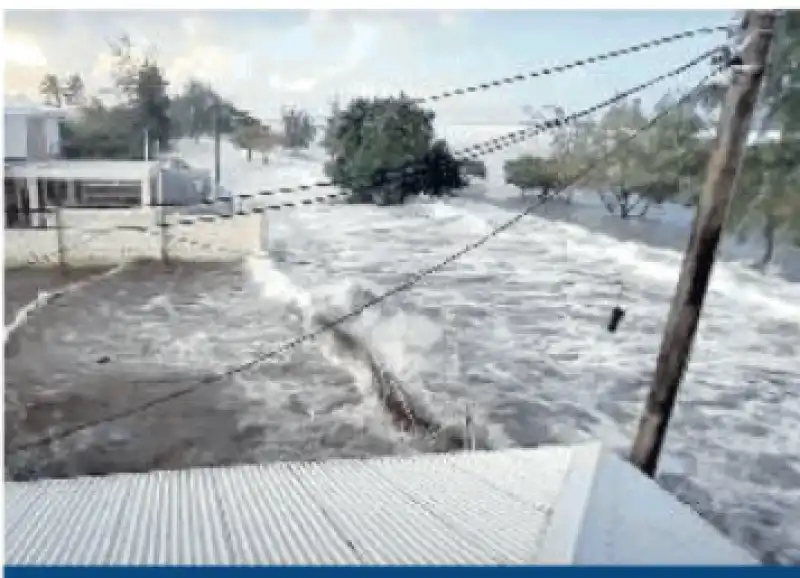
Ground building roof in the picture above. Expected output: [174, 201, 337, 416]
[4, 442, 757, 565]
[4, 100, 70, 118]
[4, 159, 160, 182]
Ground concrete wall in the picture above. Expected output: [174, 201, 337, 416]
[4, 208, 265, 268]
[45, 117, 61, 157]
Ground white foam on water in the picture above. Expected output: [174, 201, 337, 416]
[176, 134, 800, 563]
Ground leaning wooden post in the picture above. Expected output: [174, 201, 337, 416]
[630, 10, 776, 478]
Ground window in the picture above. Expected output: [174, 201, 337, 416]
[75, 180, 143, 208]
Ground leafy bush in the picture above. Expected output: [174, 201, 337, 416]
[322, 95, 466, 205]
[503, 155, 561, 197]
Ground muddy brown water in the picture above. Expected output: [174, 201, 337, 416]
[4, 261, 414, 481]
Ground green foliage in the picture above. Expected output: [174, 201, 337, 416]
[132, 62, 171, 155]
[60, 36, 171, 160]
[231, 122, 278, 162]
[503, 155, 561, 196]
[509, 16, 800, 252]
[63, 74, 85, 106]
[321, 96, 343, 158]
[695, 15, 800, 263]
[281, 108, 317, 150]
[322, 95, 466, 205]
[39, 73, 85, 107]
[512, 97, 714, 218]
[61, 103, 143, 159]
[170, 80, 243, 140]
[728, 139, 800, 263]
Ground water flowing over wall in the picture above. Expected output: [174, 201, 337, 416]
[4, 208, 265, 268]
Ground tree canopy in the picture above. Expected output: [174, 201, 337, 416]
[281, 108, 317, 150]
[322, 95, 468, 205]
[504, 16, 800, 267]
[56, 35, 171, 160]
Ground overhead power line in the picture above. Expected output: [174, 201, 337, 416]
[6, 55, 729, 456]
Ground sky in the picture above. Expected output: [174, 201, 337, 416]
[4, 10, 734, 126]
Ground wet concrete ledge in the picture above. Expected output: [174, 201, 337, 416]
[4, 208, 266, 268]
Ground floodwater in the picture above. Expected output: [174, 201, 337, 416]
[5, 178, 800, 565]
[4, 261, 415, 480]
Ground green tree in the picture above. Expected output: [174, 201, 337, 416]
[63, 74, 85, 106]
[39, 74, 62, 107]
[558, 98, 693, 219]
[638, 93, 708, 204]
[527, 105, 597, 203]
[169, 80, 241, 141]
[61, 102, 142, 159]
[728, 139, 800, 267]
[106, 35, 171, 156]
[322, 95, 343, 159]
[504, 155, 561, 198]
[60, 37, 171, 160]
[689, 15, 800, 257]
[706, 13, 800, 264]
[322, 94, 465, 205]
[132, 62, 171, 156]
[281, 107, 317, 150]
[232, 121, 272, 162]
[586, 99, 659, 218]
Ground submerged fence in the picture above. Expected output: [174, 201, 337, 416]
[4, 207, 266, 268]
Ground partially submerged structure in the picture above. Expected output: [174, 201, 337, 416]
[4, 102, 162, 227]
[5, 159, 162, 227]
[3, 103, 258, 267]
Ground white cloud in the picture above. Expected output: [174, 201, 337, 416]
[3, 11, 456, 118]
[4, 31, 49, 98]
[4, 31, 48, 68]
[169, 44, 252, 88]
[268, 74, 319, 94]
[264, 18, 381, 97]
[325, 20, 379, 77]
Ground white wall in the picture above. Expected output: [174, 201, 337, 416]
[25, 116, 47, 160]
[45, 117, 62, 157]
[4, 209, 266, 268]
[4, 113, 28, 159]
[4, 111, 62, 161]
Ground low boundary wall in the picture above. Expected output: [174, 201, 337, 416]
[4, 208, 266, 268]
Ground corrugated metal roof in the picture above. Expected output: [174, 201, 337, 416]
[4, 443, 758, 565]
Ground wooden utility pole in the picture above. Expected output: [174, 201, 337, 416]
[630, 10, 776, 478]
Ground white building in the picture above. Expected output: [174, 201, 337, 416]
[4, 103, 161, 228]
[4, 103, 66, 161]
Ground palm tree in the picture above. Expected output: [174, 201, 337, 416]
[63, 74, 85, 106]
[39, 74, 62, 107]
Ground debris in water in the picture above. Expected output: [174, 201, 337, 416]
[607, 305, 625, 333]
